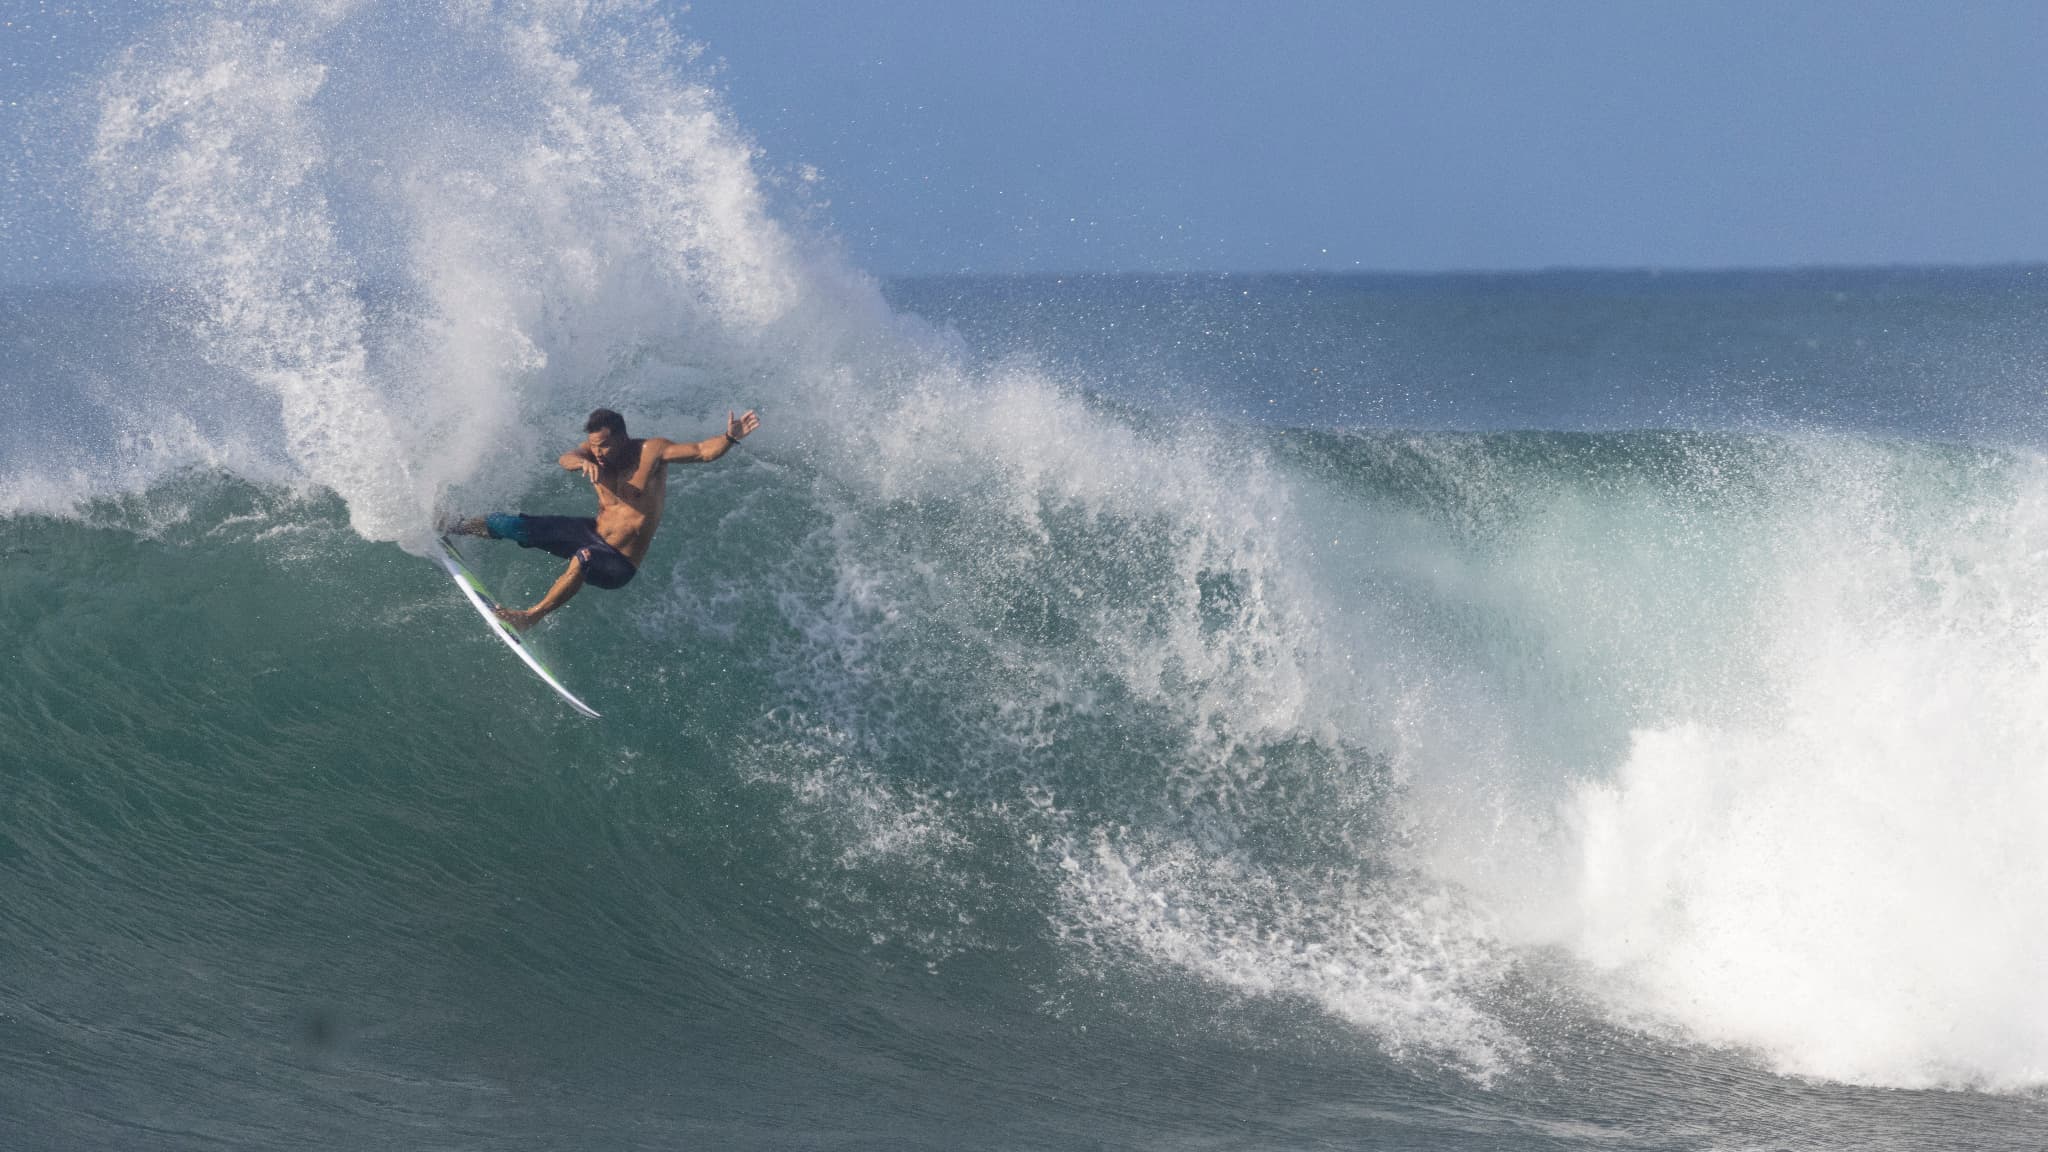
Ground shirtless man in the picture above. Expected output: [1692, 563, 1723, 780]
[445, 406, 760, 631]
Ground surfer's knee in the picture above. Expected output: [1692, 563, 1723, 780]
[484, 513, 525, 543]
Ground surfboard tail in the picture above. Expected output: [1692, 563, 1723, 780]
[435, 541, 601, 718]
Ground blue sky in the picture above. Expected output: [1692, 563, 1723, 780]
[683, 0, 2048, 274]
[7, 0, 2048, 277]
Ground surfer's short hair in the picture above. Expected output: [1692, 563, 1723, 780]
[584, 408, 627, 437]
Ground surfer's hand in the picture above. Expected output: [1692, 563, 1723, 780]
[727, 409, 760, 443]
[578, 458, 602, 484]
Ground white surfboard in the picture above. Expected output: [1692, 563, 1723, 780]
[436, 536, 601, 718]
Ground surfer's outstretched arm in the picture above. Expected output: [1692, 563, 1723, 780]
[658, 410, 760, 464]
[496, 557, 586, 632]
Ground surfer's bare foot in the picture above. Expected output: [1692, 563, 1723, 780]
[494, 606, 538, 632]
[440, 515, 489, 537]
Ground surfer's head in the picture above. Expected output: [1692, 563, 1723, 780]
[583, 408, 631, 470]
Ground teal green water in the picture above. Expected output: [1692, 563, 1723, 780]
[8, 412, 2048, 1147]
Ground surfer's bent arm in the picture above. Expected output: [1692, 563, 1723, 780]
[558, 446, 601, 484]
[659, 409, 761, 464]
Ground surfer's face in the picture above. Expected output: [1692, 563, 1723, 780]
[586, 428, 624, 468]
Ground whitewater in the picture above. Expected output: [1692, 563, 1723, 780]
[3, 2, 2047, 1148]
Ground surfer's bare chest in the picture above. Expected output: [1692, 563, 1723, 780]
[593, 446, 667, 555]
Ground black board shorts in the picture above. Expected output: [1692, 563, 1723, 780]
[483, 513, 638, 590]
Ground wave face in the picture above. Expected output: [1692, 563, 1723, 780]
[6, 2, 2048, 1147]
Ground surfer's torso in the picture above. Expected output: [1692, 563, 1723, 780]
[590, 438, 671, 567]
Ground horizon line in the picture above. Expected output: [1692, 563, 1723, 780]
[9, 259, 2048, 290]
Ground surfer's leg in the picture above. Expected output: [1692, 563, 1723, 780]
[444, 512, 540, 546]
[482, 513, 531, 544]
[520, 554, 589, 625]
[504, 515, 601, 561]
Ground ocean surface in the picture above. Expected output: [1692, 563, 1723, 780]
[6, 5, 2048, 1150]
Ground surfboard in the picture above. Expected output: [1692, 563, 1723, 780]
[436, 536, 601, 718]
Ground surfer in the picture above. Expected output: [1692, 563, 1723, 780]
[444, 406, 760, 631]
